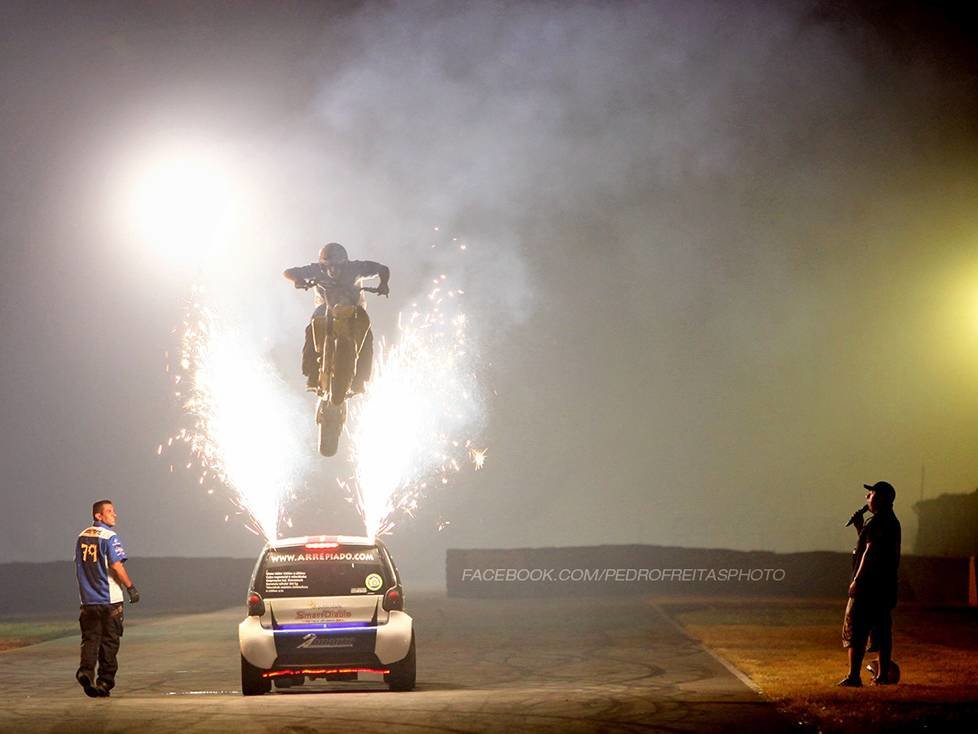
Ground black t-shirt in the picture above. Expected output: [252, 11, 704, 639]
[851, 508, 901, 606]
[287, 260, 386, 308]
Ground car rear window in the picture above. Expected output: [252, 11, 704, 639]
[256, 545, 391, 598]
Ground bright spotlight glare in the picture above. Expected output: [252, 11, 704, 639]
[126, 152, 235, 262]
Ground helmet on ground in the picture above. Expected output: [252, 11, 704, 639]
[866, 659, 901, 684]
[319, 242, 348, 265]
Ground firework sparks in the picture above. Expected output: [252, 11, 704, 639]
[346, 277, 484, 537]
[159, 230, 487, 543]
[167, 292, 308, 540]
[470, 448, 487, 470]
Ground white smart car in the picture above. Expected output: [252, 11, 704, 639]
[238, 534, 416, 695]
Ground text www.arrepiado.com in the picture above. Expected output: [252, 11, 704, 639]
[460, 568, 787, 583]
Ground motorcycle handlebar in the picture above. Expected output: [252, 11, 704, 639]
[302, 279, 382, 294]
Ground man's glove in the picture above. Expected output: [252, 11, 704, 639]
[126, 586, 140, 604]
[377, 283, 390, 297]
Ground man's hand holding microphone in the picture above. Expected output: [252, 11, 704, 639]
[845, 504, 869, 530]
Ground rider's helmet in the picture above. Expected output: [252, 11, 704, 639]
[319, 242, 349, 266]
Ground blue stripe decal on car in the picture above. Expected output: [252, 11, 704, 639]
[275, 624, 374, 632]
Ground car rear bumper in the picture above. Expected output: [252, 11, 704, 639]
[239, 610, 413, 670]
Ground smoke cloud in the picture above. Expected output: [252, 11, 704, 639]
[2, 1, 976, 567]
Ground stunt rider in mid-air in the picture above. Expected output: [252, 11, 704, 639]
[284, 242, 390, 392]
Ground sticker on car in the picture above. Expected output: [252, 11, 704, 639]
[365, 573, 384, 592]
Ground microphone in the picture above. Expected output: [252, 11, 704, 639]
[845, 505, 869, 527]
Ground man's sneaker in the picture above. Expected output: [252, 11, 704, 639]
[836, 676, 862, 687]
[76, 672, 99, 698]
[94, 683, 111, 697]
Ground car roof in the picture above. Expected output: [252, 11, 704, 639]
[265, 534, 384, 550]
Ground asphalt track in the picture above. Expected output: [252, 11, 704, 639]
[0, 594, 790, 733]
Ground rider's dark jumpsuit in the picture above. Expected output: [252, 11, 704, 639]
[283, 260, 388, 390]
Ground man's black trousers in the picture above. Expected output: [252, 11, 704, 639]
[78, 603, 124, 690]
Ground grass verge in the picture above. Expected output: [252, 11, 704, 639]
[0, 620, 77, 651]
[659, 598, 978, 733]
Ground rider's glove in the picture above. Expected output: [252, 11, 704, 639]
[377, 283, 390, 297]
[126, 586, 140, 604]
[294, 279, 311, 290]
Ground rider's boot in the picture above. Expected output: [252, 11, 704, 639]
[302, 323, 321, 391]
[349, 327, 373, 395]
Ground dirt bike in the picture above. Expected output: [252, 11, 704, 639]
[306, 283, 381, 457]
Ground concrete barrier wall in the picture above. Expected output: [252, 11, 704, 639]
[446, 545, 972, 606]
[3, 548, 968, 616]
[0, 558, 256, 617]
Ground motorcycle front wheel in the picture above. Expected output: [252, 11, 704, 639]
[317, 400, 347, 457]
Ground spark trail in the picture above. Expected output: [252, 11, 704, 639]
[345, 275, 486, 538]
[164, 287, 308, 539]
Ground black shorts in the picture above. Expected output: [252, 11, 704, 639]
[842, 596, 892, 649]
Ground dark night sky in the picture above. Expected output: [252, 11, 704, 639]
[2, 1, 977, 579]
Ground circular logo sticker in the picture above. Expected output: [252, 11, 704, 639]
[365, 573, 384, 592]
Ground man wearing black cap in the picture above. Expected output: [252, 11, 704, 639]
[839, 481, 901, 686]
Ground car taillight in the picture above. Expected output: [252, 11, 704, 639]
[382, 586, 403, 612]
[247, 591, 265, 617]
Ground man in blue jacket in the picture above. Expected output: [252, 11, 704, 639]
[74, 500, 140, 697]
